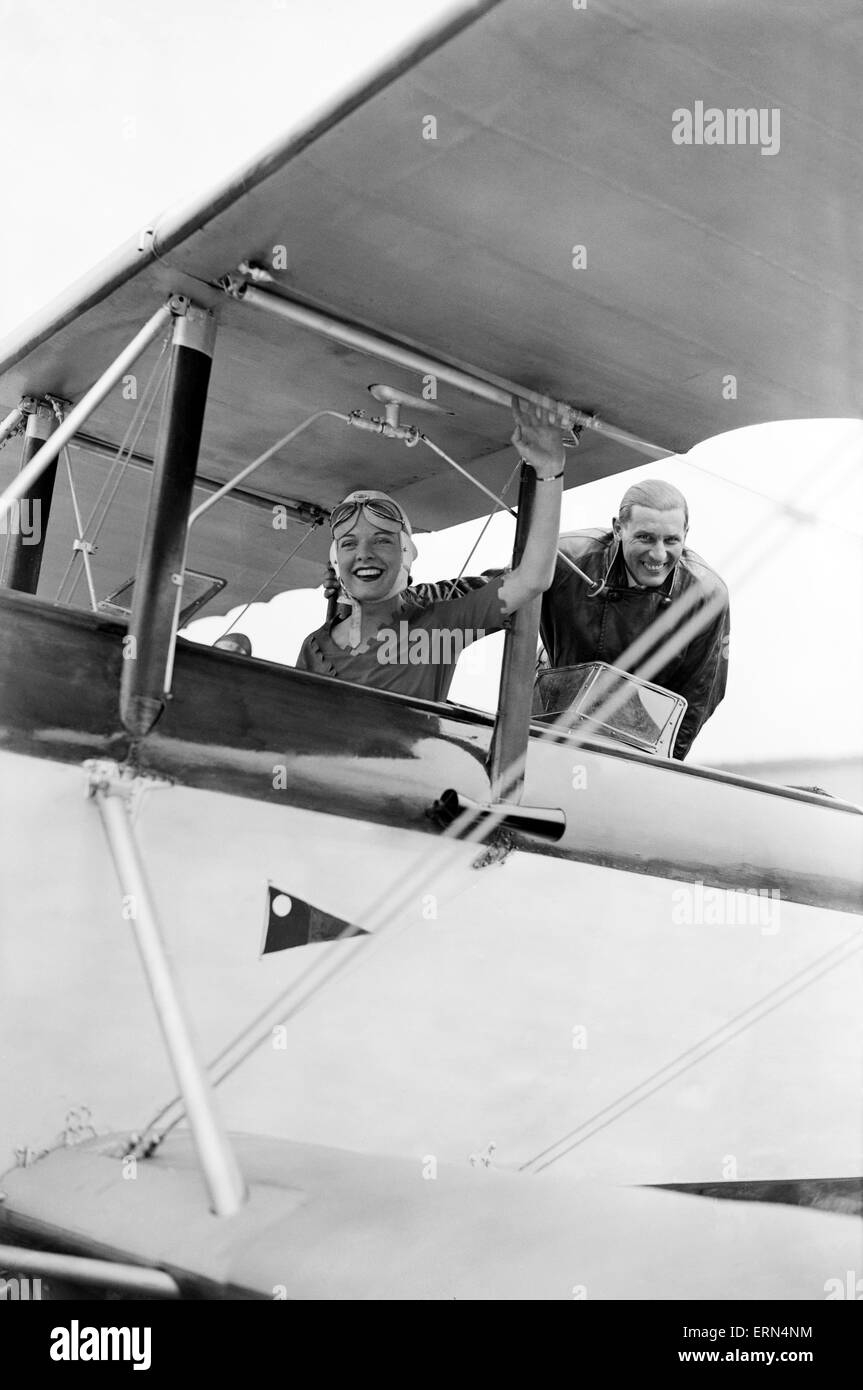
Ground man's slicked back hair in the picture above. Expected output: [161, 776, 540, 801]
[617, 479, 689, 530]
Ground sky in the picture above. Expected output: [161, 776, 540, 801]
[1, 0, 861, 768]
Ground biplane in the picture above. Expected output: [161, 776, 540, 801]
[1, 0, 861, 1300]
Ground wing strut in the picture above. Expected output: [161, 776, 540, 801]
[487, 462, 542, 801]
[0, 302, 174, 534]
[85, 758, 247, 1218]
[0, 399, 59, 593]
[120, 300, 215, 735]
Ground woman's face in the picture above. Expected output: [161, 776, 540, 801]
[334, 513, 404, 603]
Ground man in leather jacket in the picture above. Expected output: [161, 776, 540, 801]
[536, 479, 729, 759]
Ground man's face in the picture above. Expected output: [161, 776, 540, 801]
[334, 513, 403, 603]
[613, 505, 687, 587]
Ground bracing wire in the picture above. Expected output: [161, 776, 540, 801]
[520, 928, 863, 1174]
[443, 459, 521, 600]
[66, 350, 173, 607]
[61, 446, 99, 611]
[207, 522, 320, 647]
[682, 455, 863, 542]
[422, 433, 600, 590]
[54, 335, 172, 604]
[167, 412, 349, 656]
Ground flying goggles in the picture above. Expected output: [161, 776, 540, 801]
[329, 492, 412, 537]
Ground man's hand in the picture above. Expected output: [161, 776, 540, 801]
[510, 399, 566, 479]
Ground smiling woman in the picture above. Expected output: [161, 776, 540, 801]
[295, 401, 567, 702]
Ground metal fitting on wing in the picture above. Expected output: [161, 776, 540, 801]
[347, 410, 421, 445]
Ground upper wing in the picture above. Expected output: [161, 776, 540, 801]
[1, 0, 859, 613]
